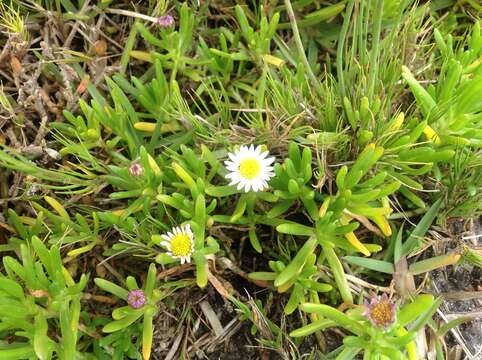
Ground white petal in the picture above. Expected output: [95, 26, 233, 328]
[226, 164, 240, 172]
[252, 182, 260, 192]
[225, 161, 238, 168]
[229, 174, 242, 183]
[262, 157, 275, 165]
[260, 151, 269, 159]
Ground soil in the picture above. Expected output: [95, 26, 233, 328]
[428, 218, 482, 359]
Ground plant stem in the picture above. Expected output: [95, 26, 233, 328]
[367, 0, 384, 102]
[283, 0, 322, 96]
[105, 8, 158, 23]
[337, 0, 355, 98]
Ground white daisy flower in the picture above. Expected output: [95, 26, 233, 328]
[160, 224, 195, 264]
[224, 144, 275, 192]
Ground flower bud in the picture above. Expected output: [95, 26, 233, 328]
[129, 162, 144, 177]
[127, 289, 146, 309]
[158, 15, 174, 27]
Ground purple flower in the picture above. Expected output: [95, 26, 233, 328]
[129, 162, 144, 177]
[158, 15, 174, 28]
[363, 293, 396, 328]
[127, 289, 146, 309]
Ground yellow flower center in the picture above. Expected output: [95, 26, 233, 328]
[370, 301, 393, 326]
[170, 233, 192, 257]
[239, 158, 261, 179]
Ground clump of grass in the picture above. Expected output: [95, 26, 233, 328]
[0, 1, 28, 41]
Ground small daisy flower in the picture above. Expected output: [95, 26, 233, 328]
[158, 14, 174, 27]
[129, 162, 144, 177]
[161, 224, 195, 264]
[127, 289, 146, 309]
[224, 144, 275, 192]
[363, 293, 397, 328]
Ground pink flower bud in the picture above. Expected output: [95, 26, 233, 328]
[129, 162, 144, 177]
[127, 289, 146, 309]
[158, 15, 174, 28]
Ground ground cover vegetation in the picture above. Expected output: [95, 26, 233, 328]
[0, 0, 481, 359]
